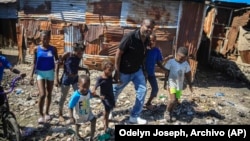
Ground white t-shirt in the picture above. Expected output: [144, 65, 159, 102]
[164, 58, 191, 90]
[68, 90, 94, 123]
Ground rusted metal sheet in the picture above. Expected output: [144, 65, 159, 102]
[83, 54, 115, 71]
[85, 43, 100, 55]
[0, 3, 17, 19]
[104, 26, 123, 42]
[177, 1, 205, 81]
[16, 23, 24, 62]
[177, 1, 205, 59]
[123, 28, 135, 35]
[15, 0, 204, 78]
[120, 0, 180, 28]
[64, 26, 83, 52]
[40, 21, 51, 30]
[97, 26, 124, 56]
[86, 0, 122, 26]
[19, 20, 52, 55]
[20, 20, 51, 38]
[154, 28, 177, 58]
[0, 19, 18, 48]
[50, 21, 65, 56]
[85, 25, 104, 43]
[19, 0, 86, 21]
[188, 58, 198, 83]
[51, 0, 86, 22]
[98, 43, 119, 56]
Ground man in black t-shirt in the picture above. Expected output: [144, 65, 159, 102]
[113, 19, 155, 124]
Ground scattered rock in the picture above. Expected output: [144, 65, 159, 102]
[0, 63, 249, 140]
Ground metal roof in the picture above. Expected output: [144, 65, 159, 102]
[0, 0, 16, 3]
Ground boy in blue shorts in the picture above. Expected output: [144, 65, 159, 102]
[164, 46, 193, 122]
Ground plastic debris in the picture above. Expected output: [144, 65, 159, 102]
[215, 92, 224, 97]
[16, 88, 23, 95]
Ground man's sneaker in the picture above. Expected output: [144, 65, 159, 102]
[129, 116, 147, 124]
[108, 112, 113, 120]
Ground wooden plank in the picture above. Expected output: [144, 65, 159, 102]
[16, 23, 23, 63]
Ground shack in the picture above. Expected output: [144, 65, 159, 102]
[14, 0, 207, 82]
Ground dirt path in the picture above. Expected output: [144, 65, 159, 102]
[0, 51, 250, 140]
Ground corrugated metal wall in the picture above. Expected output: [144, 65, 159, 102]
[19, 0, 51, 18]
[177, 1, 205, 82]
[0, 2, 18, 49]
[16, 0, 206, 79]
[50, 20, 65, 55]
[177, 1, 205, 58]
[0, 3, 17, 19]
[51, 0, 86, 22]
[19, 0, 86, 22]
[120, 0, 180, 28]
[64, 26, 83, 52]
[86, 0, 121, 26]
[0, 19, 18, 48]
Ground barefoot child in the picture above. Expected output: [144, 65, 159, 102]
[92, 59, 115, 133]
[68, 75, 97, 141]
[144, 33, 171, 110]
[164, 46, 193, 122]
[55, 43, 90, 122]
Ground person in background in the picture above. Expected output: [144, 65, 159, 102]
[55, 43, 90, 122]
[164, 46, 193, 122]
[29, 30, 59, 124]
[92, 59, 115, 133]
[0, 55, 24, 84]
[144, 33, 172, 111]
[68, 75, 98, 141]
[112, 18, 155, 124]
[0, 55, 26, 109]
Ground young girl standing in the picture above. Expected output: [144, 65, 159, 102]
[55, 43, 90, 122]
[29, 30, 59, 124]
[92, 60, 115, 132]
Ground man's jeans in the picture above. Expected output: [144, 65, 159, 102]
[113, 68, 147, 118]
